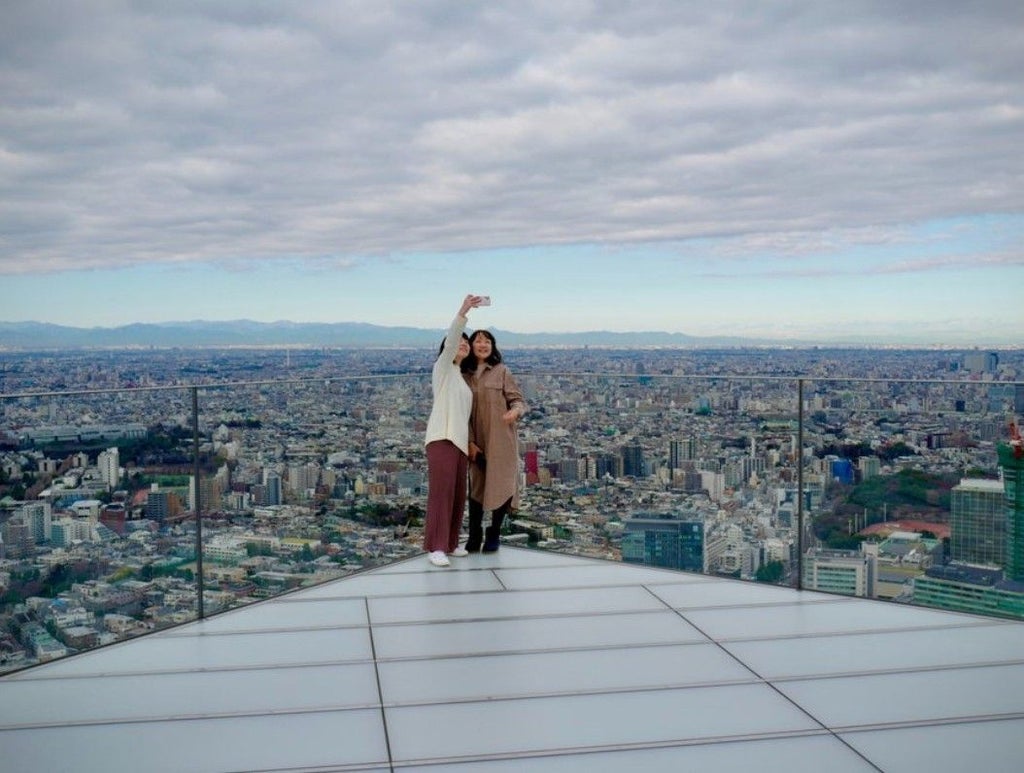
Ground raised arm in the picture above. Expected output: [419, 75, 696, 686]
[438, 295, 486, 363]
[459, 294, 484, 318]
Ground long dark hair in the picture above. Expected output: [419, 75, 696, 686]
[437, 332, 470, 360]
[461, 329, 502, 373]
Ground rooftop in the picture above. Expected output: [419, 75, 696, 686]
[3, 547, 1024, 771]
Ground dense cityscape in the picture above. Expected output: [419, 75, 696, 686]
[1, 345, 1023, 673]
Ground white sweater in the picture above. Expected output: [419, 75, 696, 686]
[423, 314, 472, 454]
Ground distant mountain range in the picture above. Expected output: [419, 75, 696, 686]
[0, 320, 1014, 349]
[0, 320, 761, 349]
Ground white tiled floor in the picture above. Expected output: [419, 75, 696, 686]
[3, 547, 1024, 772]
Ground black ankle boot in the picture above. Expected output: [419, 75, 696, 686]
[482, 525, 500, 552]
[482, 505, 508, 553]
[465, 499, 484, 553]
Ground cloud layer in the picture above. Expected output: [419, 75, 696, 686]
[2, 1, 1023, 275]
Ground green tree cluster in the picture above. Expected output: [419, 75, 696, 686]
[755, 561, 785, 583]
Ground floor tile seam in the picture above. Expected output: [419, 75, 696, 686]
[489, 567, 509, 591]
[492, 573, 721, 589]
[284, 585, 855, 609]
[585, 595, 851, 613]
[829, 710, 1024, 735]
[7, 609, 698, 680]
[647, 593, 856, 614]
[750, 659, 1024, 762]
[222, 595, 371, 609]
[658, 597, 877, 766]
[8, 657, 379, 681]
[248, 762, 390, 773]
[0, 702, 392, 733]
[15, 605, 370, 665]
[376, 679, 802, 712]
[385, 727, 845, 768]
[291, 583, 646, 603]
[367, 606, 673, 626]
[337, 563, 585, 582]
[158, 621, 374, 638]
[308, 584, 855, 604]
[709, 620, 1004, 644]
[370, 606, 679, 626]
[371, 562, 586, 576]
[763, 658, 1024, 685]
[364, 597, 397, 772]
[713, 619, 1010, 646]
[367, 607, 681, 630]
[372, 637, 719, 664]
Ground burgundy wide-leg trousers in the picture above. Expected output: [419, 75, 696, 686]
[424, 440, 467, 553]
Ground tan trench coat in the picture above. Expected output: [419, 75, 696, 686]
[465, 363, 526, 511]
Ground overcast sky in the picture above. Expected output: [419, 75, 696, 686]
[2, 1, 1022, 344]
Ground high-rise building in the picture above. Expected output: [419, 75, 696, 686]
[190, 475, 223, 513]
[829, 458, 854, 484]
[99, 504, 127, 536]
[722, 461, 745, 489]
[998, 443, 1024, 581]
[621, 513, 704, 573]
[595, 453, 621, 479]
[524, 449, 539, 475]
[858, 456, 881, 481]
[950, 478, 1005, 567]
[701, 470, 725, 502]
[1, 518, 33, 558]
[669, 437, 697, 470]
[16, 501, 52, 544]
[963, 351, 998, 374]
[987, 384, 1016, 413]
[621, 444, 644, 477]
[288, 463, 321, 496]
[97, 447, 120, 490]
[146, 488, 181, 523]
[264, 472, 283, 506]
[557, 459, 578, 483]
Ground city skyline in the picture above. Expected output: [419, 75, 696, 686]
[2, 3, 1023, 344]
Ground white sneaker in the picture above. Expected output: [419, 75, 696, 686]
[428, 551, 450, 567]
[450, 546, 469, 557]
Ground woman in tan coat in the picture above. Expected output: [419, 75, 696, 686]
[461, 329, 526, 552]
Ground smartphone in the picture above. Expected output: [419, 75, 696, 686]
[478, 296, 492, 306]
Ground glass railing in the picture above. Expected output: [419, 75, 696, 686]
[2, 350, 1022, 673]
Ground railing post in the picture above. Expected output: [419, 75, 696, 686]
[191, 386, 204, 619]
[796, 377, 804, 591]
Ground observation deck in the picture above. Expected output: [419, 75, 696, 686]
[4, 546, 1024, 771]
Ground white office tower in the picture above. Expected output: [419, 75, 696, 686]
[98, 447, 120, 490]
[700, 470, 725, 502]
[802, 545, 877, 598]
